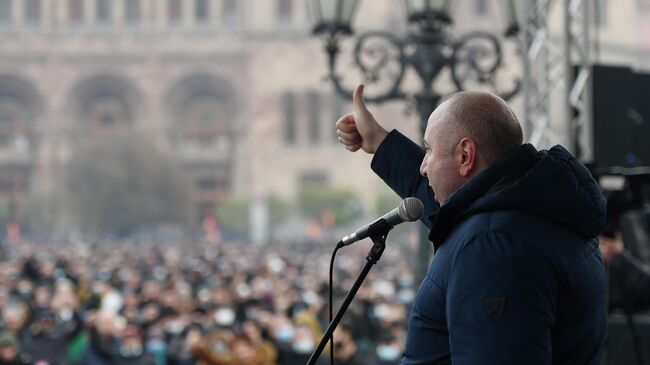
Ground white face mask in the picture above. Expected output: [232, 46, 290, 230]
[119, 344, 143, 358]
[398, 275, 415, 287]
[376, 345, 400, 361]
[146, 339, 166, 353]
[293, 339, 315, 354]
[59, 308, 73, 321]
[165, 320, 185, 334]
[214, 308, 235, 326]
[274, 326, 295, 343]
[373, 304, 391, 319]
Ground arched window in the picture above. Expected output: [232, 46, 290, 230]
[183, 93, 229, 144]
[0, 96, 29, 149]
[0, 76, 40, 152]
[166, 75, 236, 146]
[69, 75, 141, 136]
[85, 96, 130, 130]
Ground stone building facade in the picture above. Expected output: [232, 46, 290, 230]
[0, 0, 646, 232]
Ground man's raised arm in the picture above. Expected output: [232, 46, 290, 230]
[336, 84, 437, 226]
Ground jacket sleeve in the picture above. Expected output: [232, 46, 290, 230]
[610, 251, 650, 311]
[446, 232, 555, 365]
[370, 130, 438, 228]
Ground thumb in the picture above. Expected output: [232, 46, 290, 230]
[352, 84, 370, 117]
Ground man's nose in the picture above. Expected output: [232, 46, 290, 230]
[419, 159, 427, 177]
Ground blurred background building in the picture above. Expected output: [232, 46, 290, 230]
[0, 1, 648, 365]
[0, 0, 647, 239]
[0, 0, 419, 238]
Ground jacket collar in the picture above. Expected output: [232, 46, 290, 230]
[428, 143, 540, 251]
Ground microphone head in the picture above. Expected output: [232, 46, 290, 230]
[398, 197, 424, 222]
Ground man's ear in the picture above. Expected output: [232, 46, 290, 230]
[458, 138, 477, 177]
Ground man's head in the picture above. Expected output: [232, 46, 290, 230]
[0, 331, 18, 361]
[419, 91, 523, 204]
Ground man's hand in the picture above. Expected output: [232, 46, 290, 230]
[336, 84, 389, 154]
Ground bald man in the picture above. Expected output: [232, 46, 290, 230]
[336, 85, 607, 364]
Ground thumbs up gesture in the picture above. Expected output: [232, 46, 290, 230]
[336, 84, 389, 154]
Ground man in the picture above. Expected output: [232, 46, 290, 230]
[600, 232, 650, 311]
[336, 85, 607, 364]
[113, 325, 156, 365]
[0, 331, 28, 365]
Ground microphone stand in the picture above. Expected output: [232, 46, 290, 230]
[306, 219, 391, 365]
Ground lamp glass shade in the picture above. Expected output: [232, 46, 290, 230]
[405, 0, 452, 19]
[308, 0, 360, 35]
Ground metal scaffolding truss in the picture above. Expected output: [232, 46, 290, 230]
[522, 0, 593, 160]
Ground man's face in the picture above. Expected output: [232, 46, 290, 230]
[419, 110, 463, 205]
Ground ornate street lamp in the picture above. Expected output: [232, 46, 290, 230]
[308, 0, 521, 277]
[308, 0, 520, 132]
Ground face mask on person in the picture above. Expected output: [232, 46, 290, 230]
[211, 342, 228, 354]
[376, 345, 400, 361]
[397, 289, 415, 304]
[17, 280, 33, 296]
[274, 326, 295, 343]
[398, 275, 414, 287]
[293, 339, 315, 354]
[58, 308, 73, 322]
[146, 338, 166, 354]
[213, 308, 235, 326]
[372, 304, 391, 319]
[119, 344, 143, 358]
[165, 320, 185, 334]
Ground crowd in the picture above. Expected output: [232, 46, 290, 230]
[0, 237, 415, 365]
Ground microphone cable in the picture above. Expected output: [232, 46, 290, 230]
[329, 241, 344, 365]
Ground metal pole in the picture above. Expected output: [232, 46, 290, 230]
[522, 0, 533, 141]
[563, 0, 574, 153]
[581, 0, 593, 162]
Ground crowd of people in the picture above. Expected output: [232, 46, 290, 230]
[0, 237, 415, 365]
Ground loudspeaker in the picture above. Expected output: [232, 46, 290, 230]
[592, 65, 650, 169]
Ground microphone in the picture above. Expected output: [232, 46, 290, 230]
[338, 197, 424, 247]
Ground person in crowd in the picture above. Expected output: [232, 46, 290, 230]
[113, 324, 155, 365]
[0, 237, 417, 365]
[19, 306, 80, 365]
[336, 84, 607, 363]
[331, 324, 362, 365]
[596, 189, 650, 312]
[0, 331, 28, 365]
[600, 232, 650, 311]
[370, 333, 403, 365]
[242, 320, 277, 365]
[80, 310, 119, 365]
[1, 304, 28, 338]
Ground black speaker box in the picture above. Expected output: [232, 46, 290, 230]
[593, 65, 650, 169]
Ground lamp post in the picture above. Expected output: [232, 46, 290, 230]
[309, 0, 521, 278]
